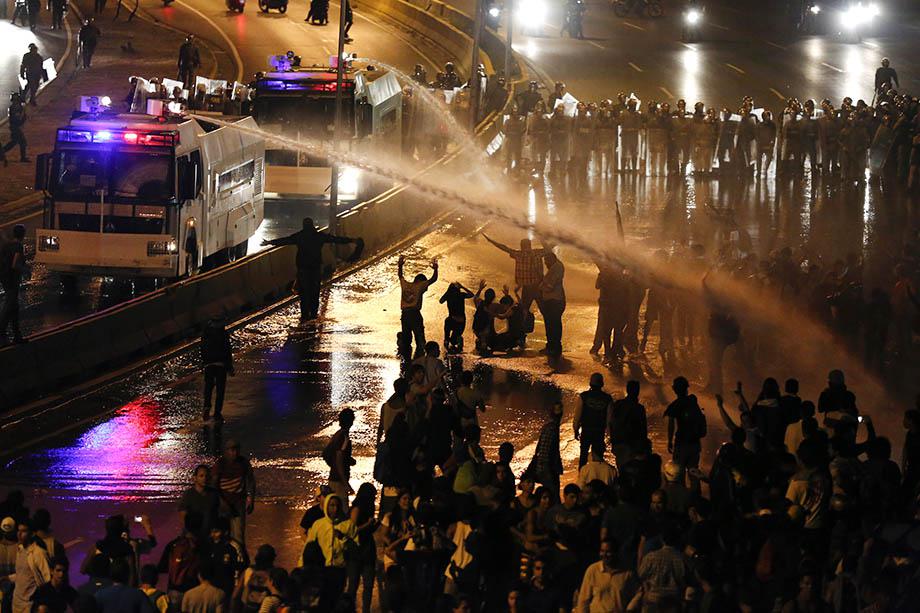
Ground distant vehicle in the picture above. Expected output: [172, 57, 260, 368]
[226, 0, 245, 12]
[34, 97, 266, 280]
[258, 0, 287, 13]
[251, 56, 402, 202]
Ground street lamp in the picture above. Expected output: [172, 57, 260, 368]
[329, 0, 350, 232]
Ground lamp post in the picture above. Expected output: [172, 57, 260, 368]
[329, 0, 350, 232]
[469, 0, 484, 131]
[505, 0, 513, 81]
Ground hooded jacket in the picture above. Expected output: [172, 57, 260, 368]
[305, 495, 356, 568]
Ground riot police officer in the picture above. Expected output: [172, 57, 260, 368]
[818, 100, 841, 174]
[755, 110, 776, 177]
[549, 105, 571, 176]
[672, 99, 692, 175]
[800, 99, 820, 174]
[716, 108, 734, 173]
[528, 99, 551, 176]
[734, 100, 757, 174]
[19, 43, 44, 106]
[619, 98, 642, 173]
[2, 93, 29, 163]
[571, 102, 594, 188]
[595, 99, 619, 177]
[503, 106, 527, 176]
[411, 63, 428, 85]
[548, 81, 567, 110]
[515, 80, 544, 115]
[439, 62, 462, 89]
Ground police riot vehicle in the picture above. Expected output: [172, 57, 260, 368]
[251, 53, 402, 202]
[34, 95, 266, 280]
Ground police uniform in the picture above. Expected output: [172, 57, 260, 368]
[619, 107, 642, 172]
[595, 109, 619, 176]
[754, 117, 776, 176]
[527, 109, 551, 174]
[818, 111, 841, 174]
[734, 111, 757, 172]
[549, 111, 571, 175]
[646, 110, 669, 176]
[800, 112, 820, 173]
[571, 110, 595, 187]
[672, 109, 692, 175]
[503, 113, 527, 174]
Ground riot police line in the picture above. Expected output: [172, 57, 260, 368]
[499, 80, 920, 188]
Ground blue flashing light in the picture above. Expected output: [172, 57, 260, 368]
[93, 130, 112, 142]
[57, 129, 92, 143]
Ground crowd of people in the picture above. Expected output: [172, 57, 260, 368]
[2, 361, 920, 612]
[502, 62, 920, 191]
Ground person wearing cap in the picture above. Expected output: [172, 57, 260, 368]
[0, 224, 27, 345]
[12, 519, 52, 613]
[212, 440, 256, 546]
[19, 43, 44, 106]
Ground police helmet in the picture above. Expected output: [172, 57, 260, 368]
[445, 61, 455, 71]
[881, 57, 889, 67]
[529, 80, 538, 91]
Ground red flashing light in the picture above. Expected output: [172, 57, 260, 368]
[123, 132, 139, 145]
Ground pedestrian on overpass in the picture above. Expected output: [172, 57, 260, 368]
[25, 0, 39, 31]
[201, 318, 234, 422]
[0, 224, 26, 345]
[342, 0, 353, 43]
[49, 0, 66, 30]
[78, 19, 101, 69]
[19, 43, 45, 106]
[262, 217, 363, 322]
[178, 35, 201, 91]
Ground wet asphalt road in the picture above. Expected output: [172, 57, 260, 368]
[1, 0, 919, 579]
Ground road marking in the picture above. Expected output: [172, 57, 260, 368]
[769, 87, 786, 100]
[622, 21, 645, 31]
[821, 62, 845, 73]
[322, 45, 333, 56]
[175, 0, 244, 82]
[681, 42, 695, 49]
[765, 40, 787, 50]
[659, 86, 674, 98]
[710, 22, 730, 31]
[587, 41, 605, 50]
[628, 62, 643, 73]
[863, 41, 879, 48]
[725, 62, 745, 74]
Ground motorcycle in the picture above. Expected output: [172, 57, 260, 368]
[226, 0, 245, 11]
[682, 4, 703, 41]
[258, 0, 287, 12]
[562, 0, 586, 38]
[613, 0, 663, 18]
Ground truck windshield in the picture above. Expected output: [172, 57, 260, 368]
[54, 149, 175, 203]
[254, 96, 355, 137]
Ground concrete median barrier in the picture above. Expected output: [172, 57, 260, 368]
[0, 2, 511, 415]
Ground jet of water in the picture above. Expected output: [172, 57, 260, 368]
[192, 113, 893, 416]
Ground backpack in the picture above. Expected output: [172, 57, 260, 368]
[684, 397, 708, 440]
[373, 439, 393, 483]
[322, 432, 340, 468]
[167, 537, 199, 590]
[243, 568, 271, 611]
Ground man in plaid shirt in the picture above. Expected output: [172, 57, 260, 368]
[524, 402, 564, 502]
[482, 234, 547, 314]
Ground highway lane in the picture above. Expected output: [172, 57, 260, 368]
[510, 0, 919, 110]
[1, 0, 452, 339]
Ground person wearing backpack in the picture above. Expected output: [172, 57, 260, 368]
[233, 544, 275, 612]
[0, 224, 26, 345]
[157, 514, 202, 609]
[139, 564, 168, 613]
[324, 409, 356, 504]
[665, 377, 707, 469]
